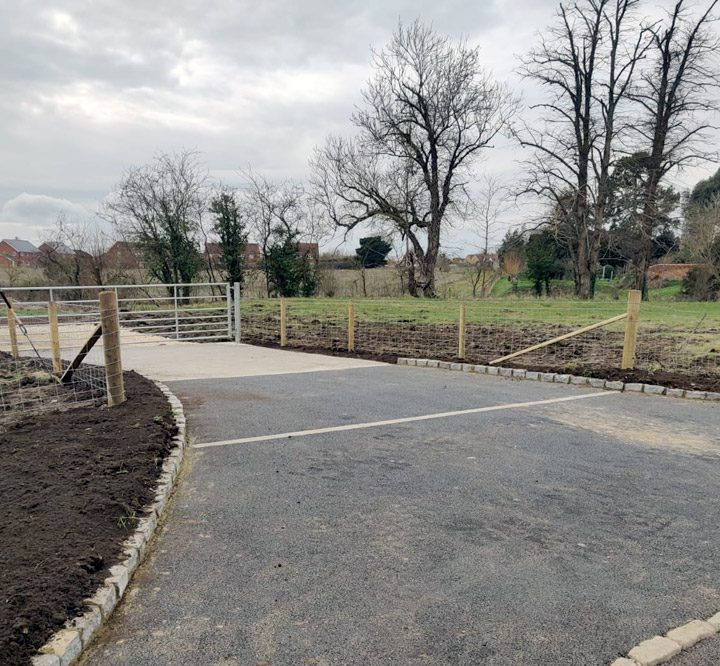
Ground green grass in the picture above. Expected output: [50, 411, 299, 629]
[243, 295, 720, 330]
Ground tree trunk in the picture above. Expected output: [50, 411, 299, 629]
[573, 240, 594, 300]
[418, 260, 436, 297]
[360, 267, 367, 297]
[416, 221, 441, 297]
[633, 243, 651, 299]
[406, 252, 418, 297]
[636, 168, 662, 300]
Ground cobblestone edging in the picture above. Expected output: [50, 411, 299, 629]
[611, 615, 720, 665]
[32, 382, 187, 666]
[397, 358, 720, 402]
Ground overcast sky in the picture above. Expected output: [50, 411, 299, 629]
[1, 0, 718, 254]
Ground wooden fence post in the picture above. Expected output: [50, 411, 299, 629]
[348, 301, 355, 352]
[280, 298, 287, 347]
[458, 303, 466, 359]
[621, 289, 641, 370]
[7, 297, 19, 359]
[99, 290, 126, 407]
[48, 301, 62, 373]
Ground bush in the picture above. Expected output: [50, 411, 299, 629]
[682, 265, 719, 301]
[264, 228, 319, 297]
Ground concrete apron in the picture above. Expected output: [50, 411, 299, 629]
[119, 342, 385, 382]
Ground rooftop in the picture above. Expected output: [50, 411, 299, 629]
[2, 238, 39, 253]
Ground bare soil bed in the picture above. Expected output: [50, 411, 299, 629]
[0, 370, 176, 666]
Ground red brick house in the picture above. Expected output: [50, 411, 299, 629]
[206, 242, 314, 268]
[298, 242, 320, 264]
[0, 238, 40, 268]
[39, 241, 74, 257]
[205, 242, 261, 267]
[104, 242, 144, 269]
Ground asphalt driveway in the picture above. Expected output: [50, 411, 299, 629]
[81, 363, 720, 665]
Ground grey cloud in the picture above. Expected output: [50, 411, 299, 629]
[0, 192, 95, 223]
[0, 0, 717, 251]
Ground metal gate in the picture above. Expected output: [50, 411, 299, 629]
[0, 282, 236, 358]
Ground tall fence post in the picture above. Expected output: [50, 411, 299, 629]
[280, 298, 287, 347]
[6, 297, 19, 359]
[348, 301, 355, 352]
[48, 301, 62, 373]
[99, 290, 126, 407]
[173, 285, 180, 341]
[458, 302, 466, 360]
[621, 289, 641, 370]
[234, 282, 242, 344]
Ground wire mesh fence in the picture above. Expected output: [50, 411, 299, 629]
[0, 296, 106, 430]
[0, 282, 231, 429]
[635, 303, 720, 375]
[239, 297, 720, 378]
[3, 283, 715, 429]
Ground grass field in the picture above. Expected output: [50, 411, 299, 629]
[243, 292, 719, 330]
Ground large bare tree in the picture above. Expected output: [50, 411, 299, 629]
[105, 150, 206, 296]
[312, 20, 516, 297]
[521, 0, 649, 299]
[631, 0, 719, 297]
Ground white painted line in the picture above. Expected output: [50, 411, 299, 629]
[195, 391, 614, 449]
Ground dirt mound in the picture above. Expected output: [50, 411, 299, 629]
[0, 372, 176, 666]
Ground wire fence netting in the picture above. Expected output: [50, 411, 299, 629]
[240, 298, 720, 377]
[0, 283, 231, 430]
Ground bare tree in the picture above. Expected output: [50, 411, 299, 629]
[520, 0, 649, 299]
[466, 176, 511, 297]
[40, 214, 113, 287]
[105, 150, 206, 296]
[631, 0, 719, 297]
[312, 20, 516, 297]
[241, 170, 323, 297]
[683, 195, 720, 273]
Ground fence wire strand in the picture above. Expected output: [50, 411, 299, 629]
[239, 297, 719, 377]
[0, 283, 231, 430]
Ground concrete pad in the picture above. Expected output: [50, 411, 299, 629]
[121, 342, 385, 381]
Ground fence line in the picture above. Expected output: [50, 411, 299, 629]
[239, 295, 719, 377]
[2, 281, 717, 392]
[0, 282, 224, 428]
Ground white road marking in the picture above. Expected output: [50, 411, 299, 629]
[194, 391, 614, 449]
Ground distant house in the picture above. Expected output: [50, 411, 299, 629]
[298, 242, 319, 264]
[204, 242, 317, 267]
[245, 243, 260, 265]
[0, 238, 40, 268]
[39, 241, 75, 256]
[205, 242, 262, 268]
[463, 252, 499, 268]
[104, 241, 144, 269]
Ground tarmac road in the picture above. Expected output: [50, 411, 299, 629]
[81, 363, 720, 665]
